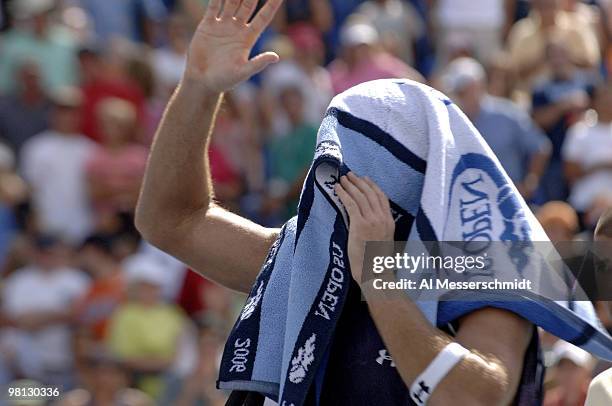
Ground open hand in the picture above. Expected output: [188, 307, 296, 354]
[184, 0, 284, 92]
[335, 173, 395, 282]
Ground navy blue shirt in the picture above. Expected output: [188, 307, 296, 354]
[531, 73, 596, 161]
[316, 283, 545, 405]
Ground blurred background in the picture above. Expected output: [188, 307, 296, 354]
[0, 0, 611, 405]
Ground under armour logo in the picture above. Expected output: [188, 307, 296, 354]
[376, 349, 396, 367]
[411, 381, 430, 405]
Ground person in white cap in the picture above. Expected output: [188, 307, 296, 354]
[328, 22, 423, 94]
[106, 254, 191, 400]
[442, 57, 551, 200]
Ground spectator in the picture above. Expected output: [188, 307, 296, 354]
[0, 234, 90, 388]
[106, 255, 190, 400]
[274, 0, 334, 35]
[288, 24, 333, 120]
[152, 13, 189, 95]
[208, 142, 243, 210]
[328, 22, 423, 94]
[20, 88, 96, 244]
[176, 271, 215, 319]
[86, 98, 148, 233]
[536, 201, 579, 242]
[79, 46, 145, 143]
[261, 26, 333, 135]
[79, 0, 168, 45]
[0, 144, 27, 271]
[0, 61, 51, 154]
[486, 51, 519, 101]
[124, 51, 165, 145]
[0, 0, 79, 93]
[175, 319, 228, 406]
[507, 0, 600, 91]
[434, 0, 506, 65]
[544, 341, 595, 406]
[264, 86, 318, 221]
[75, 235, 126, 347]
[562, 0, 603, 55]
[563, 81, 612, 219]
[351, 0, 425, 67]
[442, 57, 551, 200]
[206, 93, 255, 210]
[58, 352, 154, 406]
[531, 39, 596, 203]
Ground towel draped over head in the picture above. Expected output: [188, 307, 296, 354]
[218, 79, 612, 406]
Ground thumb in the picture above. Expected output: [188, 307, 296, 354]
[242, 52, 279, 78]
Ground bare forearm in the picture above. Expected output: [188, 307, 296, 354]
[136, 80, 222, 237]
[364, 290, 516, 406]
[337, 172, 528, 405]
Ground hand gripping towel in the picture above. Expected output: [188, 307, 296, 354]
[217, 79, 612, 405]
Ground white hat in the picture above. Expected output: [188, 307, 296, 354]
[340, 23, 379, 48]
[123, 254, 167, 287]
[552, 340, 594, 369]
[441, 57, 486, 94]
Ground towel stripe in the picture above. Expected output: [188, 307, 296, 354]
[281, 215, 351, 405]
[416, 207, 437, 241]
[218, 224, 288, 386]
[568, 324, 598, 347]
[327, 107, 427, 174]
[295, 170, 316, 252]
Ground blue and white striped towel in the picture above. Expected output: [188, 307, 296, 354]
[217, 79, 612, 405]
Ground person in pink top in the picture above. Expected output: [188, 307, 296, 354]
[328, 22, 423, 95]
[86, 98, 148, 233]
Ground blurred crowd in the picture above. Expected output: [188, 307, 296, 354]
[0, 0, 611, 405]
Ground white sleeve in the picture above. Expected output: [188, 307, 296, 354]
[562, 123, 586, 163]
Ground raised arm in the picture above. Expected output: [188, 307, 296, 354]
[136, 0, 284, 293]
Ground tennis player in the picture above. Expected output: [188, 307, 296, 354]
[136, 1, 539, 404]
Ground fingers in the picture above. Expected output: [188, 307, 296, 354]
[249, 0, 283, 34]
[221, 0, 241, 19]
[204, 0, 223, 20]
[337, 173, 393, 220]
[348, 172, 383, 213]
[340, 175, 373, 216]
[335, 183, 361, 219]
[243, 52, 280, 78]
[235, 0, 258, 23]
[363, 176, 391, 213]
